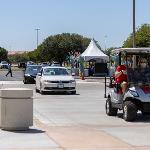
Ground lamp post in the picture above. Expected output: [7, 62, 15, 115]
[133, 0, 136, 48]
[35, 28, 40, 49]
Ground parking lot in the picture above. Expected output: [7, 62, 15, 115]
[1, 70, 150, 149]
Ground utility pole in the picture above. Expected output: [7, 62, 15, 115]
[35, 28, 40, 49]
[133, 0, 136, 48]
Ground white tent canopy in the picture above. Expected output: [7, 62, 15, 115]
[80, 40, 109, 61]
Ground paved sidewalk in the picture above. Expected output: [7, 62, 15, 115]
[1, 118, 149, 150]
[35, 119, 130, 150]
[0, 117, 150, 149]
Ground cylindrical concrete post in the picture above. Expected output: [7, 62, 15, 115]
[0, 88, 33, 130]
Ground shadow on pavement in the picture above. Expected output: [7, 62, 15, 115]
[117, 112, 150, 123]
[5, 128, 45, 134]
[42, 91, 80, 95]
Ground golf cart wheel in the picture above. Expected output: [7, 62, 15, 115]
[106, 98, 118, 116]
[123, 101, 137, 121]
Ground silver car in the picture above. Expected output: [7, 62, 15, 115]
[35, 66, 76, 94]
[0, 61, 8, 69]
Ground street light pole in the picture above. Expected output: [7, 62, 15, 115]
[133, 0, 136, 48]
[35, 28, 40, 49]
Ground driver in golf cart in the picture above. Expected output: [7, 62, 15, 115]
[114, 54, 133, 94]
[115, 64, 128, 94]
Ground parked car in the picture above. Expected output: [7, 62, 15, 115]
[18, 62, 26, 68]
[23, 65, 42, 84]
[0, 61, 8, 69]
[26, 61, 36, 66]
[35, 66, 76, 94]
[50, 61, 61, 66]
[41, 62, 50, 67]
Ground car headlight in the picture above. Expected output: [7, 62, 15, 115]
[70, 80, 76, 83]
[129, 90, 139, 97]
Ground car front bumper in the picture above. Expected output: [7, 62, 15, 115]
[41, 82, 76, 92]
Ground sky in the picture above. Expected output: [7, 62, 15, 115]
[0, 0, 150, 51]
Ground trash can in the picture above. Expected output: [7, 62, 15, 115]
[0, 88, 33, 130]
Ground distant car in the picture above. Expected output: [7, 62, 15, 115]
[35, 66, 76, 94]
[41, 62, 50, 67]
[26, 61, 36, 66]
[0, 61, 8, 69]
[23, 65, 42, 84]
[50, 61, 61, 67]
[18, 62, 26, 68]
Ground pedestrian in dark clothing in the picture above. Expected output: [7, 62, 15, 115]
[6, 63, 13, 77]
[89, 64, 95, 76]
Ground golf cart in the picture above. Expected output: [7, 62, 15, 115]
[105, 48, 150, 121]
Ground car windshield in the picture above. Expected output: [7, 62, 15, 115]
[25, 65, 42, 74]
[1, 61, 8, 64]
[43, 68, 69, 76]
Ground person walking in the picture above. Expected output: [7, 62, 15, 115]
[6, 63, 13, 77]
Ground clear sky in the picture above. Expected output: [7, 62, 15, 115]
[0, 0, 150, 51]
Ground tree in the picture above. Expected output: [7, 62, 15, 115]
[34, 33, 90, 64]
[105, 47, 120, 56]
[8, 52, 30, 63]
[0, 47, 8, 62]
[123, 24, 150, 47]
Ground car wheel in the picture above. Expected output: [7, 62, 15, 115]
[35, 86, 39, 93]
[105, 98, 118, 116]
[23, 79, 27, 84]
[123, 101, 137, 121]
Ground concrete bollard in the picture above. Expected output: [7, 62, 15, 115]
[0, 88, 33, 131]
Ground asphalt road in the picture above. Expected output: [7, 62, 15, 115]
[1, 71, 150, 147]
[0, 70, 24, 81]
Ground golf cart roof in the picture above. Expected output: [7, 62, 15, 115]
[112, 48, 150, 54]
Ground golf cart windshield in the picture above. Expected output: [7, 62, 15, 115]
[110, 48, 150, 85]
[127, 68, 150, 84]
[126, 53, 150, 84]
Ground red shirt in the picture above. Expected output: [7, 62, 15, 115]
[116, 65, 127, 83]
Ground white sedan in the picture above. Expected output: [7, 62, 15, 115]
[35, 66, 76, 94]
